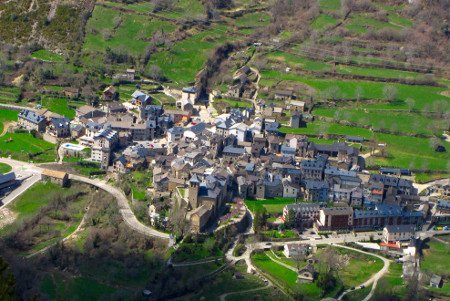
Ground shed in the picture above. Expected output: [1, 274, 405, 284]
[430, 274, 442, 288]
[41, 169, 69, 187]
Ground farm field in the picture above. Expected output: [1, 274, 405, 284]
[0, 86, 20, 104]
[149, 24, 237, 84]
[83, 5, 176, 56]
[259, 70, 450, 111]
[41, 96, 83, 119]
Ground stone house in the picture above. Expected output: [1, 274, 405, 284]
[41, 169, 69, 187]
[17, 109, 46, 132]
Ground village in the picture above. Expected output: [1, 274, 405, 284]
[1, 66, 449, 300]
[0, 0, 450, 300]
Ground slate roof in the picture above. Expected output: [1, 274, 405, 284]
[51, 117, 70, 129]
[182, 86, 196, 93]
[18, 109, 45, 124]
[223, 145, 246, 155]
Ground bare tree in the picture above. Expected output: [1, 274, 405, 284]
[383, 85, 398, 103]
[405, 98, 415, 112]
[355, 86, 364, 103]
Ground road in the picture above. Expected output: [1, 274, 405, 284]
[413, 178, 449, 194]
[0, 157, 172, 245]
[335, 244, 391, 301]
[0, 174, 40, 209]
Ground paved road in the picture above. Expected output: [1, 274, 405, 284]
[413, 178, 449, 194]
[335, 244, 390, 301]
[0, 174, 40, 209]
[0, 157, 172, 245]
[69, 174, 171, 241]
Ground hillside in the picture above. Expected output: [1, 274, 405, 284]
[0, 0, 96, 49]
[0, 0, 449, 178]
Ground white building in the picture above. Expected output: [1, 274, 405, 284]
[283, 243, 310, 258]
[383, 224, 416, 244]
[91, 128, 118, 170]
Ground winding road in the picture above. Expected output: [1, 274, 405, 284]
[0, 157, 172, 245]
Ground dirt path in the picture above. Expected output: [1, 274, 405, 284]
[28, 0, 39, 13]
[219, 284, 272, 301]
[0, 122, 14, 137]
[47, 0, 60, 21]
[335, 244, 391, 301]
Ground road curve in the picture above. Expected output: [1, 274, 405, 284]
[0, 157, 171, 243]
[335, 244, 390, 301]
[69, 174, 171, 241]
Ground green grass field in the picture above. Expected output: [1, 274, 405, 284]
[314, 107, 446, 136]
[0, 162, 12, 173]
[421, 236, 450, 276]
[335, 248, 384, 288]
[312, 14, 338, 30]
[343, 285, 372, 301]
[260, 70, 450, 111]
[369, 133, 450, 172]
[252, 252, 299, 289]
[0, 86, 20, 104]
[319, 0, 341, 11]
[245, 198, 297, 216]
[149, 24, 235, 84]
[0, 108, 18, 133]
[8, 182, 64, 216]
[234, 11, 271, 28]
[40, 274, 117, 301]
[179, 261, 270, 301]
[41, 96, 82, 119]
[1, 182, 79, 235]
[0, 132, 56, 163]
[31, 49, 64, 62]
[84, 5, 176, 56]
[371, 263, 406, 299]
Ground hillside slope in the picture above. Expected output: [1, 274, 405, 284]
[0, 0, 96, 49]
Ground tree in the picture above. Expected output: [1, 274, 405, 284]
[291, 252, 305, 271]
[253, 207, 267, 233]
[383, 85, 398, 102]
[153, 0, 175, 12]
[146, 64, 164, 81]
[0, 257, 16, 301]
[405, 98, 415, 112]
[355, 86, 364, 103]
[284, 209, 296, 228]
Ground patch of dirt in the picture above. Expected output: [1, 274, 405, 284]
[12, 74, 23, 87]
[440, 90, 450, 97]
[0, 207, 17, 229]
[0, 122, 16, 137]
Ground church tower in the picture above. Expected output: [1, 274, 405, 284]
[188, 174, 200, 209]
